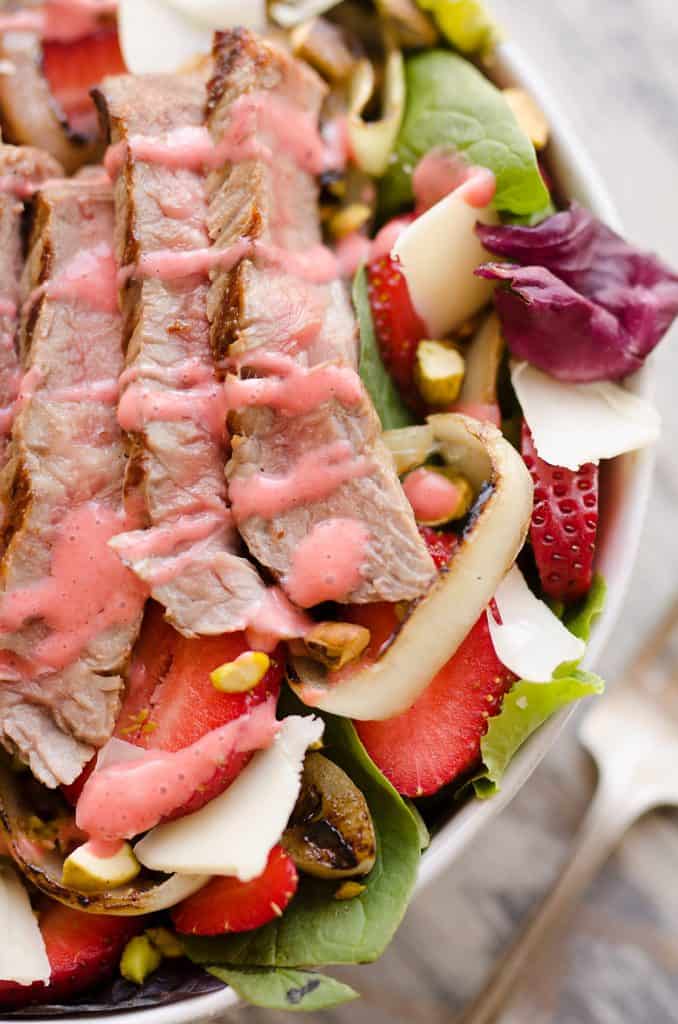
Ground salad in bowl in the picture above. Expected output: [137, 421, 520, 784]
[0, 0, 674, 1016]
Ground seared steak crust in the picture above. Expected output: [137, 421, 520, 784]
[206, 31, 435, 605]
[96, 73, 275, 637]
[0, 146, 63, 497]
[0, 179, 145, 787]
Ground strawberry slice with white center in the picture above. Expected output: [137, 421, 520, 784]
[521, 421, 598, 603]
[171, 844, 298, 936]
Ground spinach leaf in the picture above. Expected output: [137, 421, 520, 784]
[208, 967, 358, 1012]
[380, 51, 550, 218]
[184, 716, 421, 968]
[353, 266, 414, 430]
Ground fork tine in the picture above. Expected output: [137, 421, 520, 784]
[624, 595, 678, 682]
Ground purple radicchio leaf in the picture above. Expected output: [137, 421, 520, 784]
[475, 203, 678, 382]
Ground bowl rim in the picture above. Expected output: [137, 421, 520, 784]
[4, 37, 657, 1024]
[417, 38, 655, 891]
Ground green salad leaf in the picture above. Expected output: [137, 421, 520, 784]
[380, 51, 550, 218]
[474, 576, 607, 797]
[563, 575, 608, 645]
[208, 967, 358, 1012]
[353, 266, 414, 430]
[184, 715, 421, 969]
[474, 669, 604, 798]
[417, 0, 500, 55]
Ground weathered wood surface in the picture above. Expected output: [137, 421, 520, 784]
[223, 1, 678, 1020]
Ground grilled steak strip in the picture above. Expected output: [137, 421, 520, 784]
[0, 145, 62, 491]
[0, 29, 102, 173]
[95, 73, 304, 640]
[206, 30, 436, 606]
[0, 178, 146, 788]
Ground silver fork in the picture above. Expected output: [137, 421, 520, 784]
[459, 598, 678, 1024]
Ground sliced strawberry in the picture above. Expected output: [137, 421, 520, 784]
[418, 525, 459, 570]
[0, 899, 142, 1009]
[42, 28, 126, 136]
[356, 614, 516, 797]
[114, 603, 283, 819]
[521, 422, 598, 603]
[172, 845, 298, 936]
[367, 253, 427, 407]
[62, 759, 94, 807]
[349, 527, 513, 797]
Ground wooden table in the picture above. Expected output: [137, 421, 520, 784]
[234, 1, 678, 1020]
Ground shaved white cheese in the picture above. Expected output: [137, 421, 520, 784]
[0, 863, 50, 986]
[512, 361, 661, 471]
[270, 1, 342, 28]
[166, 0, 267, 30]
[118, 0, 267, 75]
[96, 737, 147, 770]
[391, 183, 498, 337]
[488, 565, 585, 681]
[119, 0, 212, 74]
[135, 716, 323, 881]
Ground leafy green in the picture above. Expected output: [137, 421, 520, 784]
[208, 967, 358, 1012]
[474, 669, 604, 797]
[184, 716, 421, 969]
[474, 576, 607, 797]
[380, 51, 550, 218]
[353, 266, 414, 430]
[404, 798, 431, 851]
[505, 201, 557, 227]
[563, 574, 608, 645]
[417, 0, 500, 55]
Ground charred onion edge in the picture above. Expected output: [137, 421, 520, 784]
[0, 762, 209, 915]
[290, 414, 533, 721]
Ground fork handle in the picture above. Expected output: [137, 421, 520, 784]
[458, 773, 649, 1024]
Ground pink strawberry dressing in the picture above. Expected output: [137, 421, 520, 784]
[453, 400, 502, 427]
[76, 699, 279, 842]
[25, 243, 119, 316]
[413, 149, 496, 212]
[403, 468, 462, 524]
[0, 502, 146, 671]
[105, 95, 343, 182]
[284, 519, 370, 607]
[118, 381, 229, 441]
[225, 353, 362, 417]
[230, 443, 374, 523]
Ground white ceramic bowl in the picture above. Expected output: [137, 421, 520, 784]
[8, 40, 654, 1024]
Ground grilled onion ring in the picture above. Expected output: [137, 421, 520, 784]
[290, 415, 533, 721]
[0, 760, 208, 915]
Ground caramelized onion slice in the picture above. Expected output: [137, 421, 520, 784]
[347, 47, 405, 177]
[0, 762, 208, 915]
[291, 415, 533, 721]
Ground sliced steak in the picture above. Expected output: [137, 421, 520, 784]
[0, 178, 146, 787]
[0, 28, 102, 173]
[95, 73, 304, 640]
[206, 30, 435, 606]
[0, 145, 62, 489]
